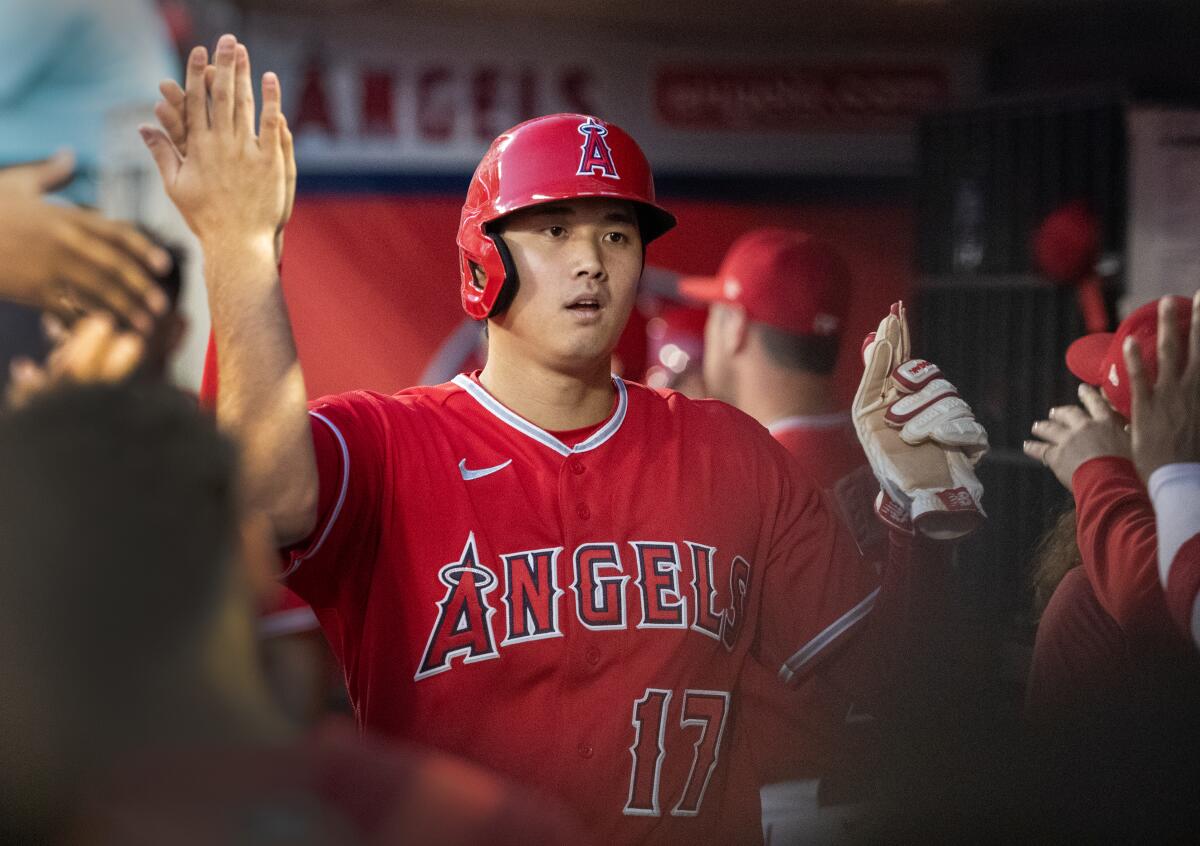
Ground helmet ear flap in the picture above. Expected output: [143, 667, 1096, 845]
[485, 233, 520, 318]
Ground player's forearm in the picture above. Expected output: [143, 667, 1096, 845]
[204, 235, 318, 545]
[1072, 456, 1162, 631]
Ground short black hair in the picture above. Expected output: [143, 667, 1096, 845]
[0, 383, 239, 675]
[755, 322, 841, 374]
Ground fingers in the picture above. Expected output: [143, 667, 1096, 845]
[153, 98, 187, 156]
[55, 217, 171, 332]
[140, 123, 183, 189]
[855, 337, 894, 411]
[50, 314, 146, 383]
[77, 213, 172, 308]
[1124, 336, 1150, 423]
[210, 34, 238, 132]
[6, 358, 48, 410]
[84, 215, 172, 278]
[259, 71, 282, 149]
[234, 43, 255, 137]
[280, 113, 296, 221]
[1077, 383, 1114, 421]
[1157, 295, 1181, 387]
[895, 300, 910, 363]
[1022, 438, 1051, 465]
[1047, 403, 1088, 429]
[184, 45, 209, 135]
[96, 332, 147, 381]
[1030, 418, 1068, 444]
[21, 149, 76, 194]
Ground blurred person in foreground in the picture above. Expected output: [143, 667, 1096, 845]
[1024, 295, 1200, 721]
[1125, 293, 1200, 652]
[0, 328, 582, 845]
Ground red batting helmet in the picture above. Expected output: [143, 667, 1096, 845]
[457, 114, 677, 320]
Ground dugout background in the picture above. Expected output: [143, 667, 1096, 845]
[116, 0, 1200, 703]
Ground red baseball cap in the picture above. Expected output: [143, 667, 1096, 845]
[677, 228, 851, 338]
[1065, 295, 1191, 419]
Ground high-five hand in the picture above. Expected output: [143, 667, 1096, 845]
[154, 47, 296, 263]
[140, 34, 287, 259]
[1124, 292, 1200, 481]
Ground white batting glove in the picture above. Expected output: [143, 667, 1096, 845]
[852, 302, 989, 540]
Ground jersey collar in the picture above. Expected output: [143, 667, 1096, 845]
[452, 373, 628, 457]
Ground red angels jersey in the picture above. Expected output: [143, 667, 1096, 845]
[283, 375, 879, 844]
[767, 413, 865, 491]
[728, 414, 873, 788]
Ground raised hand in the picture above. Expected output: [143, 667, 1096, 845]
[155, 49, 296, 263]
[7, 313, 146, 409]
[1125, 292, 1200, 481]
[0, 162, 170, 331]
[0, 149, 76, 197]
[140, 35, 288, 259]
[1024, 384, 1131, 492]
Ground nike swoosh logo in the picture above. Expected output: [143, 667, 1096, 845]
[458, 458, 513, 481]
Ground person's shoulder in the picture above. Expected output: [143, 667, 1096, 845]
[623, 380, 777, 441]
[309, 381, 466, 415]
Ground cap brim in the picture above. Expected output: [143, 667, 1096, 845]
[677, 275, 723, 304]
[1065, 332, 1114, 384]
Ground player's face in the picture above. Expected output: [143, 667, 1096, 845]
[490, 198, 643, 372]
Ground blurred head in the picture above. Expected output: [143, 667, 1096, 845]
[681, 229, 850, 402]
[1065, 295, 1192, 419]
[0, 384, 261, 828]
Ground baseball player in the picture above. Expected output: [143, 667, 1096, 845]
[681, 228, 863, 488]
[141, 34, 987, 843]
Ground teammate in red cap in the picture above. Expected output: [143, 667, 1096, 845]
[680, 228, 863, 488]
[1025, 296, 1192, 636]
[143, 35, 987, 844]
[1023, 295, 1200, 717]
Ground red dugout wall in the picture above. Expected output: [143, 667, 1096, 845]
[278, 194, 912, 404]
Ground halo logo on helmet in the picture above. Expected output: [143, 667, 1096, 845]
[576, 118, 620, 180]
[456, 114, 677, 321]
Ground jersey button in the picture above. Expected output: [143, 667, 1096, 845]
[576, 503, 590, 520]
[571, 459, 585, 475]
[585, 646, 600, 665]
[578, 743, 594, 759]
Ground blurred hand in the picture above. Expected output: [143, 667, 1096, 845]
[7, 314, 146, 409]
[0, 149, 76, 197]
[1024, 385, 1131, 492]
[0, 178, 170, 332]
[140, 35, 288, 257]
[155, 56, 295, 263]
[1125, 292, 1200, 481]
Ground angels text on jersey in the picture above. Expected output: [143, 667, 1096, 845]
[415, 532, 752, 681]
